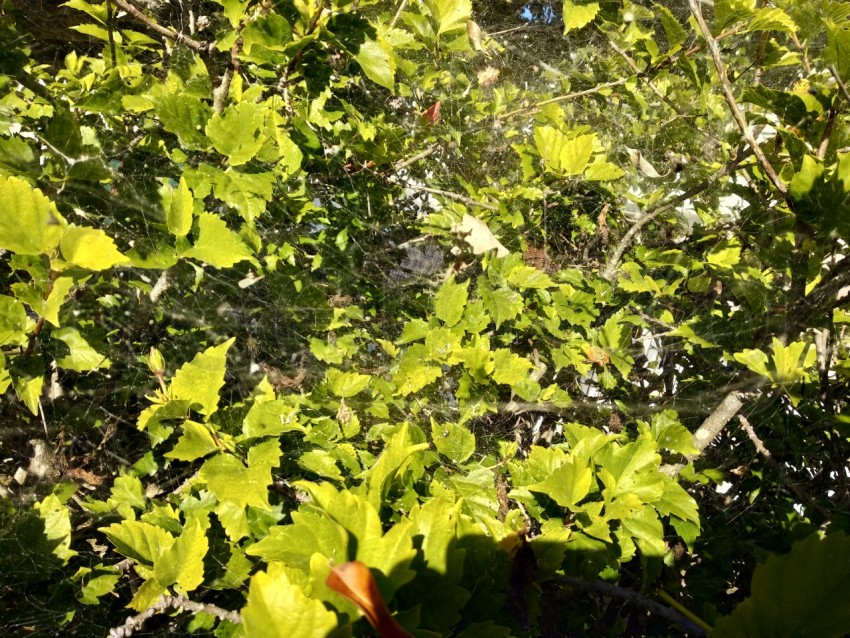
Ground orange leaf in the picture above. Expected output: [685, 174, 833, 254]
[326, 561, 413, 638]
[421, 101, 441, 126]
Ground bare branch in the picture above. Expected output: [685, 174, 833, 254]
[829, 65, 850, 106]
[662, 389, 753, 476]
[600, 146, 750, 281]
[551, 575, 707, 636]
[389, 0, 410, 29]
[498, 79, 629, 121]
[687, 0, 787, 197]
[406, 185, 499, 211]
[107, 0, 207, 54]
[108, 595, 241, 637]
[738, 415, 830, 518]
[392, 143, 440, 172]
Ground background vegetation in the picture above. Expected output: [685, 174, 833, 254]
[2, 0, 850, 635]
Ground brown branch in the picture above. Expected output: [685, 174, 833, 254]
[816, 107, 837, 160]
[107, 0, 208, 54]
[738, 415, 830, 518]
[550, 575, 706, 636]
[213, 34, 242, 113]
[407, 185, 499, 211]
[497, 79, 629, 121]
[829, 65, 850, 106]
[277, 1, 326, 94]
[392, 143, 440, 172]
[108, 595, 241, 637]
[606, 35, 688, 120]
[687, 0, 787, 197]
[389, 0, 410, 29]
[600, 146, 751, 281]
[661, 389, 754, 477]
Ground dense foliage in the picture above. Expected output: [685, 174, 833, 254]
[2, 0, 850, 635]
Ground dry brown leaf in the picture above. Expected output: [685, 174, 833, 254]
[453, 214, 509, 257]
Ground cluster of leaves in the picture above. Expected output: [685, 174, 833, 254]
[2, 0, 850, 635]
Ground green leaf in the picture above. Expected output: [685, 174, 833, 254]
[650, 410, 698, 456]
[298, 449, 344, 481]
[507, 264, 554, 289]
[184, 213, 253, 268]
[165, 420, 220, 461]
[214, 0, 250, 28]
[100, 520, 174, 564]
[200, 441, 281, 510]
[34, 494, 77, 564]
[52, 327, 111, 371]
[0, 176, 65, 255]
[242, 564, 339, 638]
[529, 460, 593, 509]
[428, 0, 472, 35]
[326, 368, 371, 397]
[534, 126, 595, 176]
[480, 280, 523, 328]
[0, 295, 29, 346]
[242, 399, 304, 438]
[653, 4, 686, 51]
[154, 521, 208, 593]
[206, 101, 268, 166]
[170, 338, 234, 417]
[746, 7, 797, 33]
[60, 226, 130, 270]
[435, 276, 469, 327]
[394, 344, 443, 395]
[242, 13, 293, 51]
[711, 532, 850, 638]
[165, 177, 194, 237]
[734, 347, 770, 378]
[361, 423, 429, 511]
[14, 373, 44, 415]
[431, 420, 475, 464]
[491, 349, 534, 385]
[563, 0, 599, 34]
[826, 24, 850, 83]
[356, 37, 396, 90]
[154, 94, 212, 149]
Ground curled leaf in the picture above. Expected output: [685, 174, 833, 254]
[326, 561, 412, 638]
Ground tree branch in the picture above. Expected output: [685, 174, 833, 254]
[829, 65, 850, 106]
[108, 595, 241, 637]
[405, 184, 499, 211]
[600, 146, 750, 281]
[662, 389, 754, 476]
[107, 0, 208, 54]
[738, 415, 830, 518]
[498, 79, 629, 121]
[550, 575, 707, 636]
[392, 143, 440, 172]
[687, 0, 787, 197]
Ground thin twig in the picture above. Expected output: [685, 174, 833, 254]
[407, 185, 499, 211]
[550, 575, 707, 636]
[606, 35, 687, 119]
[600, 146, 750, 281]
[498, 79, 628, 121]
[829, 65, 850, 106]
[816, 107, 837, 160]
[107, 0, 207, 54]
[213, 34, 242, 113]
[389, 0, 409, 29]
[738, 415, 830, 518]
[686, 0, 787, 197]
[392, 143, 440, 172]
[108, 595, 241, 637]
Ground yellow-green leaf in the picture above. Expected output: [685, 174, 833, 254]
[61, 226, 129, 270]
[0, 175, 65, 255]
